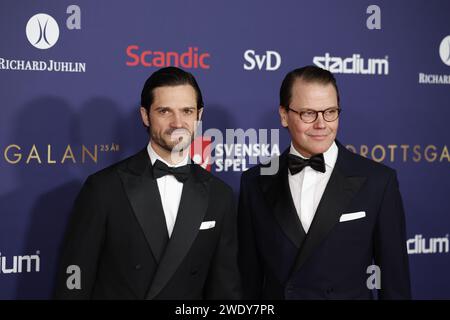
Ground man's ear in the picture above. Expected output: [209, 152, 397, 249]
[279, 106, 288, 128]
[140, 106, 150, 127]
[197, 108, 203, 121]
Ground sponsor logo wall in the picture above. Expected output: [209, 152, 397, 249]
[0, 1, 449, 299]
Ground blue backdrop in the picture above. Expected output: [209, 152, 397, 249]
[0, 0, 449, 299]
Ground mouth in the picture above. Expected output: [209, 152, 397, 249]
[167, 129, 190, 140]
[307, 134, 329, 141]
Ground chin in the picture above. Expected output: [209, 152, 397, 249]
[171, 141, 192, 152]
[307, 141, 333, 155]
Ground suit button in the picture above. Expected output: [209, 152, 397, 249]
[135, 264, 142, 270]
[190, 269, 198, 276]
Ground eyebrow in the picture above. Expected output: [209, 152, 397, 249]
[296, 106, 339, 110]
[153, 106, 196, 111]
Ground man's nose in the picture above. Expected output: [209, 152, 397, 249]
[313, 112, 327, 129]
[170, 112, 184, 128]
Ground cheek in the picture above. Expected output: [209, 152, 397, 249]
[289, 119, 308, 135]
[187, 118, 199, 130]
[149, 119, 165, 134]
[329, 121, 339, 133]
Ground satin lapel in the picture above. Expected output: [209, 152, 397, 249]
[146, 166, 209, 299]
[118, 149, 169, 263]
[259, 151, 305, 248]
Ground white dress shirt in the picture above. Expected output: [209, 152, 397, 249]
[288, 141, 338, 233]
[147, 142, 188, 238]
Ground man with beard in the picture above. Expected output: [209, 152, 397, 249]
[55, 67, 242, 299]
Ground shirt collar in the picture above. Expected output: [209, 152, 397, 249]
[147, 142, 189, 168]
[289, 140, 338, 170]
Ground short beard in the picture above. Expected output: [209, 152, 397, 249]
[151, 128, 194, 154]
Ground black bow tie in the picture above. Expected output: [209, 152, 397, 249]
[287, 153, 326, 175]
[152, 159, 191, 182]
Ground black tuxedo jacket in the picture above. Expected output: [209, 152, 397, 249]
[55, 148, 242, 299]
[238, 141, 411, 299]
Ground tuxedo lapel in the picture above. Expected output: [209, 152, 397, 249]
[118, 149, 169, 263]
[146, 165, 210, 299]
[259, 150, 306, 248]
[291, 142, 366, 273]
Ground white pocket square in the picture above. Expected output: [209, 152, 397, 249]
[199, 221, 216, 230]
[339, 211, 366, 222]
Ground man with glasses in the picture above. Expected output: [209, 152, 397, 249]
[238, 65, 411, 299]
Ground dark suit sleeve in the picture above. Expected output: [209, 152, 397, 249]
[54, 175, 107, 299]
[204, 187, 242, 299]
[373, 170, 411, 299]
[237, 174, 264, 299]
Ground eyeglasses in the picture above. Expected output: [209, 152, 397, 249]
[287, 106, 341, 123]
